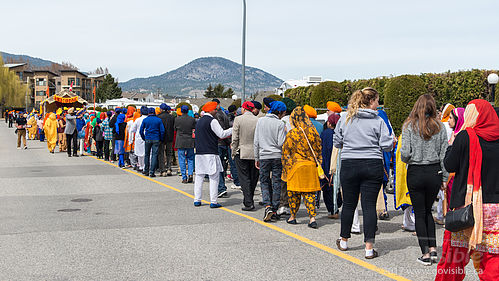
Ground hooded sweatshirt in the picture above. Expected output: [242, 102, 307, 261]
[333, 108, 393, 160]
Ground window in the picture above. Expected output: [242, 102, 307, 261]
[36, 91, 46, 96]
[19, 72, 23, 81]
[68, 78, 75, 86]
[57, 81, 61, 86]
[76, 78, 80, 86]
[36, 78, 46, 86]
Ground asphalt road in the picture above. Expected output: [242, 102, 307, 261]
[0, 121, 479, 281]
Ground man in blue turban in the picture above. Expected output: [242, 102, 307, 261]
[157, 103, 175, 176]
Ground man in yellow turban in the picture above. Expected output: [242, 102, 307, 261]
[44, 113, 58, 154]
[303, 105, 322, 135]
[327, 101, 342, 115]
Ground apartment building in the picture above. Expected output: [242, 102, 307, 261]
[33, 70, 57, 108]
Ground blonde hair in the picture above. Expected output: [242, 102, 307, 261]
[346, 87, 379, 123]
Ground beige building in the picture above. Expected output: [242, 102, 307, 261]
[33, 70, 57, 108]
[59, 70, 105, 102]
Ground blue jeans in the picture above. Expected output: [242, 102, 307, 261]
[177, 148, 194, 180]
[218, 145, 240, 193]
[259, 158, 283, 212]
[144, 140, 160, 175]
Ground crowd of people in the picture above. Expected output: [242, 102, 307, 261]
[6, 90, 499, 280]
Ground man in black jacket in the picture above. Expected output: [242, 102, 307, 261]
[157, 103, 175, 176]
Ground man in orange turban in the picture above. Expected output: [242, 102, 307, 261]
[327, 101, 342, 115]
[193, 101, 232, 208]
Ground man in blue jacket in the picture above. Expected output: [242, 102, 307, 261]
[139, 107, 165, 177]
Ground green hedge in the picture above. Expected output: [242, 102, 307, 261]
[310, 81, 345, 108]
[384, 75, 426, 135]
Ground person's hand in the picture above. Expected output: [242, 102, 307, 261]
[255, 161, 260, 169]
[441, 182, 447, 191]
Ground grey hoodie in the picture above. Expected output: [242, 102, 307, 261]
[333, 109, 393, 160]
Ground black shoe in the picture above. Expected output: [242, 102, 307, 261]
[73, 154, 79, 157]
[417, 256, 432, 266]
[287, 219, 297, 224]
[182, 179, 188, 184]
[430, 251, 438, 263]
[263, 207, 273, 222]
[217, 190, 228, 198]
[149, 174, 156, 178]
[187, 176, 193, 183]
[242, 205, 256, 211]
[365, 250, 379, 259]
[308, 221, 318, 229]
[271, 213, 280, 222]
[258, 201, 264, 206]
[142, 171, 148, 175]
[67, 154, 72, 157]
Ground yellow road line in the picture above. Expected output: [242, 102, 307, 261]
[90, 155, 411, 281]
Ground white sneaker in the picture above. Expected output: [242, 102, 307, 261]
[230, 184, 241, 190]
[277, 206, 286, 215]
[17, 147, 21, 150]
[284, 207, 290, 215]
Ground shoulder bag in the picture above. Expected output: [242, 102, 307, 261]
[299, 127, 325, 180]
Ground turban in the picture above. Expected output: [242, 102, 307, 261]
[155, 107, 161, 115]
[212, 98, 221, 104]
[126, 106, 136, 118]
[181, 105, 189, 113]
[251, 101, 262, 110]
[269, 101, 287, 114]
[140, 106, 148, 115]
[160, 103, 171, 111]
[99, 112, 106, 120]
[106, 111, 113, 118]
[282, 98, 296, 114]
[303, 105, 317, 118]
[228, 105, 237, 113]
[96, 118, 102, 124]
[242, 101, 255, 111]
[188, 110, 194, 117]
[328, 113, 340, 127]
[115, 108, 122, 113]
[441, 103, 455, 122]
[327, 101, 342, 113]
[202, 101, 218, 112]
[263, 97, 274, 108]
[176, 108, 182, 116]
[148, 107, 156, 115]
[68, 107, 75, 114]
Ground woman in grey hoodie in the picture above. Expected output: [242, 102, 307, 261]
[333, 87, 393, 259]
[400, 94, 448, 266]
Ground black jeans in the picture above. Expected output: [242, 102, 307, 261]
[407, 163, 442, 254]
[234, 155, 259, 207]
[340, 159, 383, 243]
[103, 140, 111, 161]
[66, 131, 78, 156]
[158, 142, 174, 173]
[96, 141, 104, 158]
[111, 135, 116, 161]
[259, 158, 283, 212]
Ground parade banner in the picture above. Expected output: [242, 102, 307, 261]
[54, 95, 78, 103]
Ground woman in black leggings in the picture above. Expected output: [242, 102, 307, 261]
[400, 94, 448, 266]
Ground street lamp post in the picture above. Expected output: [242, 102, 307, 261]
[241, 0, 246, 102]
[487, 73, 499, 103]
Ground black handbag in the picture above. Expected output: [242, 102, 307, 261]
[445, 204, 474, 232]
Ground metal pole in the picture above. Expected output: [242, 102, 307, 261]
[492, 84, 496, 104]
[241, 0, 246, 102]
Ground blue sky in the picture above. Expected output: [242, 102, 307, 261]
[2, 0, 499, 82]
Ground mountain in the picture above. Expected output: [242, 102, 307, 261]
[1, 51, 78, 73]
[119, 57, 283, 96]
[1, 51, 56, 68]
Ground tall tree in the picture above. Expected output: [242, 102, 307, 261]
[96, 74, 122, 102]
[204, 83, 215, 98]
[0, 55, 27, 109]
[222, 87, 234, 98]
[213, 83, 225, 97]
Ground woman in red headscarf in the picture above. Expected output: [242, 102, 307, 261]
[435, 99, 499, 281]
